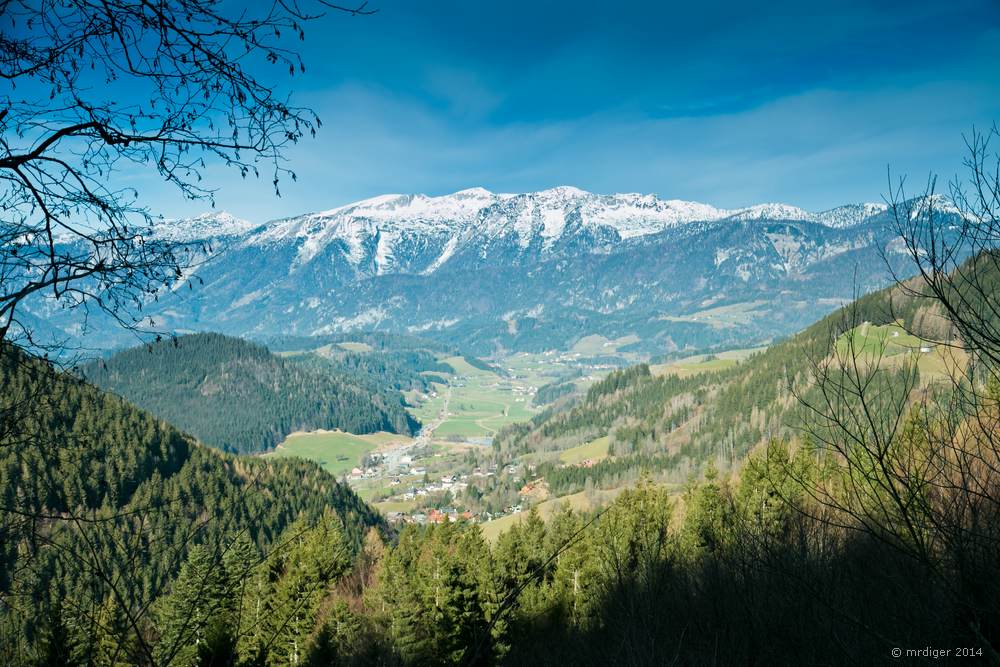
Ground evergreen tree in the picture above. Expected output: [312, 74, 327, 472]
[155, 544, 235, 666]
[260, 515, 352, 666]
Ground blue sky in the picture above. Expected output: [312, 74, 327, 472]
[154, 0, 1000, 221]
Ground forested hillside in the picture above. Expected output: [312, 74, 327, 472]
[3, 253, 997, 667]
[269, 331, 499, 392]
[82, 333, 419, 454]
[309, 250, 1000, 665]
[0, 344, 385, 663]
[496, 272, 958, 494]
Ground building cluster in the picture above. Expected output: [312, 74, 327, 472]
[397, 472, 471, 501]
[385, 502, 525, 526]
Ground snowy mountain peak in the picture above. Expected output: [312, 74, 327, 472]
[815, 202, 889, 228]
[452, 186, 494, 198]
[538, 185, 591, 198]
[154, 211, 256, 241]
[180, 188, 912, 277]
[726, 203, 812, 222]
[723, 201, 893, 228]
[907, 193, 967, 219]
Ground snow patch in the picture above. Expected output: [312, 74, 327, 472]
[407, 318, 460, 332]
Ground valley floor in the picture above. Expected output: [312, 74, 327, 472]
[273, 339, 759, 538]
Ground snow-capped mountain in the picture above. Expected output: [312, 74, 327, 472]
[193, 187, 890, 279]
[42, 188, 963, 356]
[154, 211, 258, 242]
[241, 185, 735, 269]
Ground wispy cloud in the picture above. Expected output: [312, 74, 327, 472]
[144, 0, 1000, 221]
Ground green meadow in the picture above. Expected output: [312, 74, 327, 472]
[559, 436, 611, 464]
[268, 430, 410, 477]
[407, 354, 543, 440]
[835, 322, 925, 357]
[651, 347, 761, 378]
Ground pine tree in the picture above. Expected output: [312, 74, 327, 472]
[262, 514, 352, 665]
[154, 544, 234, 666]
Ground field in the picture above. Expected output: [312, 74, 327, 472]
[660, 301, 767, 329]
[479, 487, 625, 541]
[559, 436, 611, 464]
[407, 354, 545, 440]
[268, 430, 411, 476]
[570, 333, 641, 355]
[337, 341, 373, 353]
[374, 499, 419, 514]
[835, 323, 967, 382]
[835, 323, 925, 357]
[406, 347, 628, 443]
[651, 347, 762, 378]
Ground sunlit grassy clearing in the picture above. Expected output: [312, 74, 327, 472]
[337, 341, 373, 352]
[375, 499, 418, 514]
[269, 430, 410, 477]
[651, 347, 762, 378]
[406, 356, 540, 439]
[830, 323, 969, 384]
[441, 355, 490, 376]
[559, 436, 611, 464]
[659, 301, 768, 329]
[570, 333, 640, 355]
[434, 419, 491, 438]
[480, 487, 626, 541]
[835, 323, 925, 358]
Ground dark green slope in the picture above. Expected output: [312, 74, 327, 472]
[0, 344, 384, 656]
[82, 333, 419, 454]
[267, 330, 502, 389]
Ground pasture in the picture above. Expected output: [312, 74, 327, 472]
[479, 486, 626, 542]
[268, 430, 411, 477]
[559, 436, 611, 464]
[407, 353, 546, 440]
[834, 322, 966, 382]
[651, 347, 762, 378]
[659, 301, 768, 329]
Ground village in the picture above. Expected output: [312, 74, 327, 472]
[349, 446, 531, 526]
[337, 349, 622, 530]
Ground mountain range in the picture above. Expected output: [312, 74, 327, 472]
[40, 187, 964, 356]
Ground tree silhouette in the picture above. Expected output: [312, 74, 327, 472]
[0, 0, 374, 351]
[0, 1, 376, 662]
